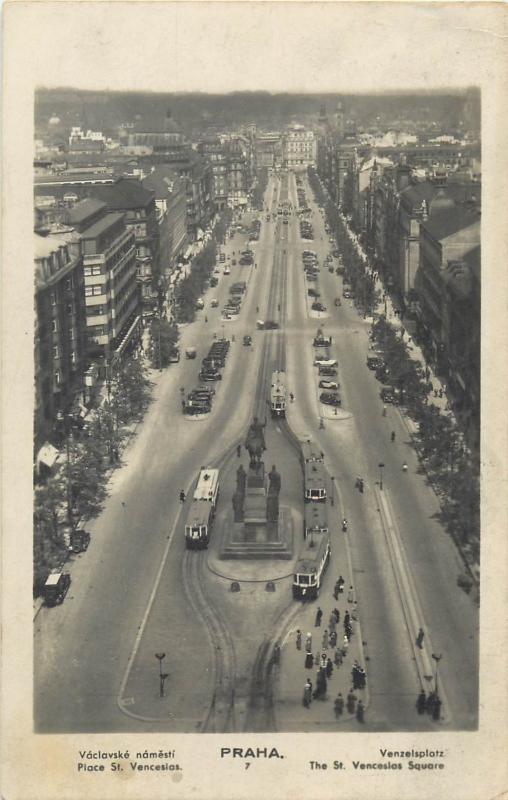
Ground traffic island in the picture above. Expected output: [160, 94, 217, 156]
[320, 405, 353, 421]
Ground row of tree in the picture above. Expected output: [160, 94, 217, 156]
[251, 168, 268, 211]
[372, 316, 480, 569]
[308, 168, 379, 315]
[308, 166, 479, 577]
[34, 358, 152, 597]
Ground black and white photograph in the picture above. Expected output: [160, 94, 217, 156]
[2, 2, 508, 799]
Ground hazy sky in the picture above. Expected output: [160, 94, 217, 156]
[5, 2, 506, 94]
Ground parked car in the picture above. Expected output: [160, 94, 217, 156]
[343, 290, 353, 299]
[257, 319, 279, 330]
[367, 355, 385, 370]
[43, 572, 71, 607]
[224, 267, 231, 275]
[319, 380, 339, 390]
[243, 335, 252, 346]
[185, 347, 197, 359]
[308, 289, 320, 297]
[314, 357, 338, 367]
[210, 299, 219, 308]
[199, 369, 222, 382]
[320, 392, 341, 407]
[312, 302, 327, 312]
[318, 365, 337, 377]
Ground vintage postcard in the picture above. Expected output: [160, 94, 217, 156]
[2, 1, 507, 799]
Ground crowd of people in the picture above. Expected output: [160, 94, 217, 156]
[296, 575, 367, 724]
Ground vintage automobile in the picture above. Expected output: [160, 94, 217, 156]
[320, 392, 341, 407]
[43, 572, 71, 607]
[69, 521, 91, 554]
[243, 335, 252, 346]
[257, 320, 279, 330]
[312, 302, 327, 312]
[319, 380, 339, 391]
[318, 365, 338, 377]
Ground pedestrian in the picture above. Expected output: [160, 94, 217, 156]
[315, 669, 327, 700]
[338, 575, 345, 593]
[347, 586, 355, 604]
[333, 608, 340, 624]
[382, 405, 387, 417]
[416, 627, 425, 649]
[305, 651, 314, 669]
[296, 629, 302, 650]
[333, 579, 340, 600]
[315, 607, 323, 627]
[343, 635, 349, 654]
[315, 652, 321, 666]
[273, 643, 281, 665]
[426, 692, 437, 715]
[322, 629, 329, 649]
[321, 652, 327, 669]
[334, 648, 343, 667]
[345, 623, 353, 641]
[326, 657, 334, 678]
[432, 696, 442, 721]
[352, 663, 360, 689]
[334, 693, 344, 718]
[346, 690, 357, 714]
[416, 690, 426, 715]
[329, 630, 337, 648]
[303, 679, 313, 708]
[351, 601, 359, 621]
[356, 700, 365, 723]
[344, 610, 351, 628]
[328, 615, 336, 633]
[305, 632, 312, 653]
[439, 388, 443, 398]
[179, 489, 186, 503]
[391, 430, 396, 442]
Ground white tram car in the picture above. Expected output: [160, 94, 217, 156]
[292, 531, 331, 600]
[270, 370, 286, 417]
[185, 468, 220, 549]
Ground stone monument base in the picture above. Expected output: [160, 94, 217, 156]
[220, 507, 293, 560]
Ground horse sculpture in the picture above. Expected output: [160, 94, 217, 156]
[245, 417, 266, 468]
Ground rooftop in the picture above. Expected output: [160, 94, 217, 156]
[34, 232, 70, 260]
[67, 198, 107, 225]
[421, 203, 481, 242]
[79, 212, 125, 240]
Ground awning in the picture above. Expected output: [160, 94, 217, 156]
[37, 442, 59, 469]
[115, 315, 141, 357]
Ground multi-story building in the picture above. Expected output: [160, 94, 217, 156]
[34, 233, 87, 449]
[34, 174, 159, 313]
[142, 166, 189, 278]
[283, 125, 317, 169]
[197, 138, 229, 210]
[416, 200, 480, 421]
[66, 199, 140, 360]
[254, 132, 283, 169]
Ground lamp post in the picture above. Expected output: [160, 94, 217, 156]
[330, 476, 335, 507]
[155, 652, 169, 697]
[378, 462, 385, 491]
[432, 653, 442, 697]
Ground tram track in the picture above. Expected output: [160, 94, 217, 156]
[190, 174, 302, 733]
[182, 549, 238, 732]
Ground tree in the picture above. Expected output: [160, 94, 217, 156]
[149, 318, 179, 369]
[111, 358, 151, 424]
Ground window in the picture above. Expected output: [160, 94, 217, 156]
[52, 319, 58, 332]
[53, 345, 59, 358]
[68, 327, 75, 339]
[85, 285, 104, 297]
[50, 292, 57, 306]
[66, 276, 74, 290]
[71, 351, 77, 364]
[67, 302, 74, 314]
[54, 370, 61, 385]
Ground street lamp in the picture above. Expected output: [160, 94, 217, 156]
[378, 462, 385, 491]
[431, 653, 442, 696]
[330, 476, 335, 506]
[155, 652, 169, 697]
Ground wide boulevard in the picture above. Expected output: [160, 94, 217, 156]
[34, 171, 478, 733]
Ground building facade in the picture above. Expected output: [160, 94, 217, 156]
[34, 233, 87, 448]
[283, 125, 317, 169]
[66, 199, 139, 360]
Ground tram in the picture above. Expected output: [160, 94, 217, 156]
[304, 460, 327, 502]
[185, 467, 220, 549]
[270, 370, 286, 417]
[292, 531, 331, 600]
[301, 440, 324, 464]
[304, 502, 328, 540]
